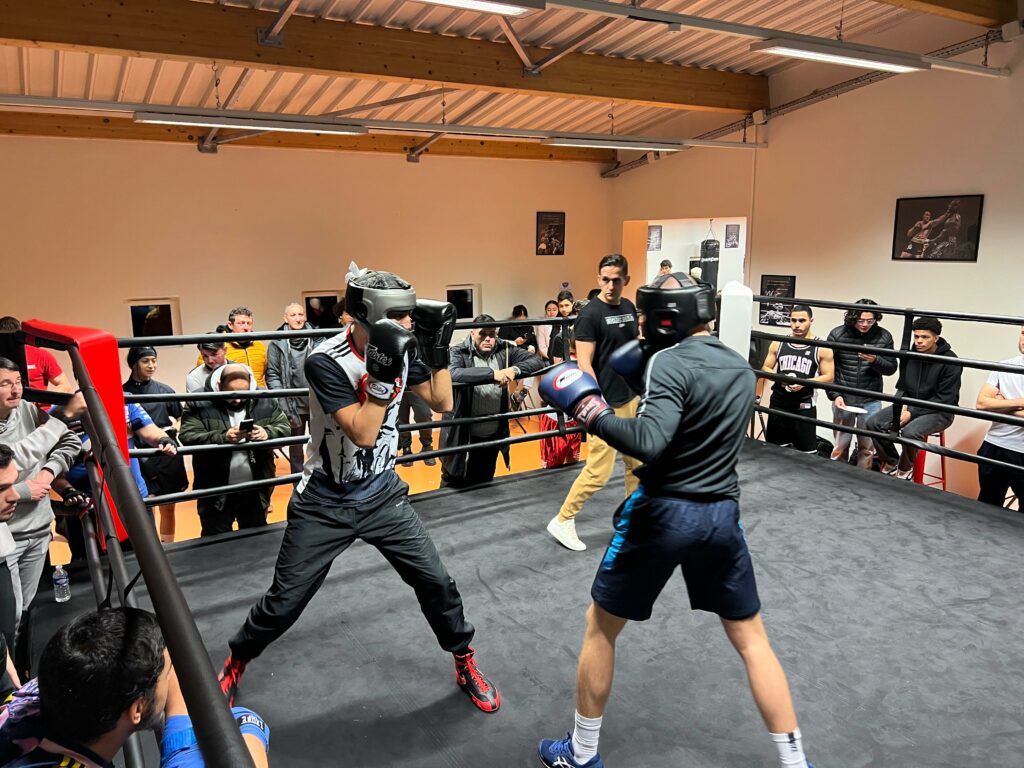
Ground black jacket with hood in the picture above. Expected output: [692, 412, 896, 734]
[896, 338, 961, 418]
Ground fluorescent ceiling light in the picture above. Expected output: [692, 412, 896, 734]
[542, 136, 764, 151]
[542, 137, 686, 152]
[133, 112, 367, 135]
[409, 0, 545, 16]
[750, 38, 929, 74]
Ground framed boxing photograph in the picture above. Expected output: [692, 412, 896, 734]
[126, 298, 180, 338]
[892, 194, 983, 262]
[758, 275, 796, 327]
[647, 224, 663, 251]
[536, 212, 565, 255]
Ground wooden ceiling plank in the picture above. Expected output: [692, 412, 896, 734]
[871, 0, 1017, 27]
[0, 110, 617, 163]
[0, 0, 768, 113]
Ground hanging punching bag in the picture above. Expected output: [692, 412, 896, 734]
[699, 237, 720, 290]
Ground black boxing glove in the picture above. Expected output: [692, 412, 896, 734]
[412, 300, 457, 370]
[365, 319, 417, 402]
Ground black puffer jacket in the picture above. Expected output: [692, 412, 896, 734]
[825, 323, 898, 403]
[897, 338, 961, 418]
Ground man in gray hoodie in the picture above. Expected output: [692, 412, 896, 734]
[0, 357, 83, 622]
[267, 303, 320, 475]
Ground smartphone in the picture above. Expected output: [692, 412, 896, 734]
[239, 418, 255, 434]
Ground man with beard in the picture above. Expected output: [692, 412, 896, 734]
[179, 364, 290, 536]
[760, 306, 834, 453]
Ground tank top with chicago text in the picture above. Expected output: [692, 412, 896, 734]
[770, 340, 819, 407]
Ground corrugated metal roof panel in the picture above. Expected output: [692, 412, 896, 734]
[1, 1, 916, 138]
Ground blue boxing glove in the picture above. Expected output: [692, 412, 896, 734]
[539, 363, 612, 431]
[610, 340, 649, 397]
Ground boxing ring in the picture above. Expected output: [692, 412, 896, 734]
[11, 297, 1024, 767]
[30, 444, 1024, 767]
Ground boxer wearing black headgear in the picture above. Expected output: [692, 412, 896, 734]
[538, 274, 814, 768]
[219, 262, 498, 716]
[637, 272, 716, 351]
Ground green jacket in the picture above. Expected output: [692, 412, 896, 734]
[179, 396, 290, 517]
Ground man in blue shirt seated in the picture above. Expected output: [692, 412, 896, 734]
[1, 608, 269, 767]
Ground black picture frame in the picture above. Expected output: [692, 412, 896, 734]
[759, 275, 796, 327]
[647, 224, 662, 251]
[303, 293, 342, 329]
[536, 212, 566, 255]
[446, 285, 477, 321]
[129, 303, 175, 337]
[891, 194, 983, 262]
[724, 224, 740, 249]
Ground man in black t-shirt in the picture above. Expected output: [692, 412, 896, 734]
[218, 266, 499, 715]
[546, 254, 640, 553]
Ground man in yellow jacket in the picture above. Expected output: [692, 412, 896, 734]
[196, 307, 269, 388]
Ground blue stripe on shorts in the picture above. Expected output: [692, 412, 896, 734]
[601, 488, 644, 569]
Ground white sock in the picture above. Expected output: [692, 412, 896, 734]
[771, 729, 807, 766]
[571, 711, 603, 763]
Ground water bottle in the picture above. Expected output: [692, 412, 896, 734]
[53, 566, 71, 603]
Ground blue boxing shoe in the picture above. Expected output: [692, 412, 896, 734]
[538, 733, 604, 768]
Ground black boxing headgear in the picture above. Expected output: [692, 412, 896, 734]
[344, 261, 416, 330]
[636, 272, 716, 350]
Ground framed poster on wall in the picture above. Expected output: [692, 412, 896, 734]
[446, 284, 480, 321]
[127, 298, 180, 338]
[302, 291, 343, 329]
[536, 212, 565, 255]
[758, 275, 796, 327]
[724, 224, 741, 248]
[647, 224, 663, 251]
[892, 194, 983, 262]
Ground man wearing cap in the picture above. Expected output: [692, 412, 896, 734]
[217, 264, 501, 716]
[123, 347, 189, 543]
[179, 364, 289, 537]
[193, 308, 269, 388]
[186, 334, 227, 393]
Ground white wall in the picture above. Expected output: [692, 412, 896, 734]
[609, 36, 1024, 498]
[643, 217, 747, 287]
[0, 136, 615, 380]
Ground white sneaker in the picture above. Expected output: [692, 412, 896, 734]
[547, 515, 586, 551]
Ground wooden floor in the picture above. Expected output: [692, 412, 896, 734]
[51, 415, 585, 562]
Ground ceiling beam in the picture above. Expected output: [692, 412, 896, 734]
[869, 1, 1018, 27]
[0, 0, 767, 114]
[0, 111, 616, 163]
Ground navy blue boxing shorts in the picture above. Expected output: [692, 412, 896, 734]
[591, 490, 761, 622]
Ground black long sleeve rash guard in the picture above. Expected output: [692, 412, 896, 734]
[590, 334, 756, 501]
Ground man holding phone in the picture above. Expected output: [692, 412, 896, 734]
[180, 364, 290, 536]
[825, 299, 897, 469]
